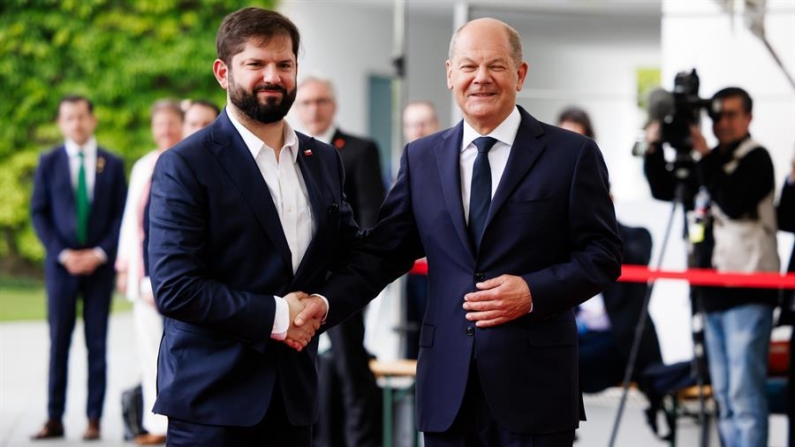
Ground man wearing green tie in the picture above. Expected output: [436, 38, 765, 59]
[30, 96, 127, 441]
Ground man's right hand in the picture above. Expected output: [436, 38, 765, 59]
[282, 292, 322, 351]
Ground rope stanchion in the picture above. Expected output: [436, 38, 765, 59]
[409, 259, 795, 289]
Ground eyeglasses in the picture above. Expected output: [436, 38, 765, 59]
[297, 98, 333, 108]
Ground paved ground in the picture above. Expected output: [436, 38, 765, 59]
[0, 312, 788, 446]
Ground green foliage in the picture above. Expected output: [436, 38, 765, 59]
[0, 0, 277, 274]
[0, 276, 133, 321]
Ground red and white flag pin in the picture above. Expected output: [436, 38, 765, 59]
[304, 149, 313, 156]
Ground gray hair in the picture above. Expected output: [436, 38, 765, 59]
[297, 74, 336, 100]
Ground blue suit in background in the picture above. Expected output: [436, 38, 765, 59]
[320, 106, 622, 442]
[31, 145, 126, 423]
[148, 111, 359, 431]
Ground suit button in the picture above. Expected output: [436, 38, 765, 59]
[474, 272, 485, 282]
[466, 326, 474, 336]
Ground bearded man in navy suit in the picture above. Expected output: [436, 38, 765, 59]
[299, 18, 622, 447]
[30, 95, 127, 441]
[147, 7, 358, 446]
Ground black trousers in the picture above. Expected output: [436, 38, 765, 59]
[424, 364, 575, 447]
[314, 313, 382, 447]
[46, 266, 113, 420]
[166, 384, 311, 447]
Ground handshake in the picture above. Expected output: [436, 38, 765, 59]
[281, 292, 327, 352]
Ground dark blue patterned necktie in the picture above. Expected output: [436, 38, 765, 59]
[468, 136, 498, 250]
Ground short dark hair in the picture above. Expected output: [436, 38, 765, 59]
[187, 99, 221, 117]
[557, 106, 595, 139]
[216, 7, 300, 66]
[712, 87, 753, 114]
[58, 95, 93, 117]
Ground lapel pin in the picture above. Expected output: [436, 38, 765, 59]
[304, 149, 313, 156]
[334, 138, 345, 149]
[97, 156, 105, 174]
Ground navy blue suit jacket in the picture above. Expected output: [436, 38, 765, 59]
[31, 145, 126, 272]
[320, 107, 622, 434]
[148, 111, 359, 427]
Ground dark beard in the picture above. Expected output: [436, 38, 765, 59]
[229, 79, 296, 124]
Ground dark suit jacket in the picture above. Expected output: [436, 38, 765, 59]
[148, 111, 359, 427]
[31, 145, 126, 273]
[320, 106, 623, 434]
[604, 223, 662, 375]
[777, 181, 795, 325]
[331, 129, 385, 228]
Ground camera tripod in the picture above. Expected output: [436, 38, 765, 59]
[606, 178, 712, 447]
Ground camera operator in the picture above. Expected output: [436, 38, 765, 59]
[643, 87, 779, 447]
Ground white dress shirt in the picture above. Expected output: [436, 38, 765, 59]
[577, 293, 612, 332]
[311, 125, 337, 145]
[228, 112, 318, 339]
[460, 107, 521, 222]
[459, 107, 534, 313]
[59, 137, 107, 263]
[64, 137, 98, 201]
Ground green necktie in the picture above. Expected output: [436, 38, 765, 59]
[76, 150, 90, 245]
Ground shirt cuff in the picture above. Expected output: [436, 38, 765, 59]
[93, 248, 108, 264]
[58, 249, 70, 265]
[309, 294, 330, 322]
[271, 296, 289, 341]
[139, 276, 152, 298]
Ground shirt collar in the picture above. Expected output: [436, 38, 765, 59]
[461, 106, 521, 152]
[313, 126, 337, 146]
[64, 137, 97, 158]
[227, 109, 299, 163]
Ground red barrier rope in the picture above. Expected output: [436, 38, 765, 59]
[408, 259, 795, 289]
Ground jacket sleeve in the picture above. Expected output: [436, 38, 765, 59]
[779, 181, 795, 233]
[30, 154, 66, 257]
[521, 138, 624, 320]
[149, 149, 277, 343]
[351, 140, 386, 229]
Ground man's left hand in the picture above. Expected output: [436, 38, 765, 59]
[463, 274, 532, 328]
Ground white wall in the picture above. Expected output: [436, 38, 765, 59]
[279, 1, 395, 136]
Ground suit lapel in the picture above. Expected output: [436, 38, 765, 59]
[207, 112, 293, 272]
[434, 123, 475, 259]
[92, 150, 110, 211]
[56, 147, 78, 241]
[485, 108, 546, 229]
[291, 136, 326, 284]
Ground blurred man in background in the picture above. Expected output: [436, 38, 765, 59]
[401, 100, 440, 359]
[116, 99, 184, 445]
[30, 95, 127, 441]
[644, 87, 778, 447]
[182, 99, 220, 137]
[403, 100, 440, 144]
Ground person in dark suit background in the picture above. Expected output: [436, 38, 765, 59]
[294, 75, 385, 228]
[147, 8, 355, 446]
[30, 95, 127, 440]
[557, 106, 663, 395]
[575, 222, 663, 392]
[402, 100, 441, 360]
[293, 75, 384, 447]
[777, 159, 795, 447]
[300, 18, 622, 447]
